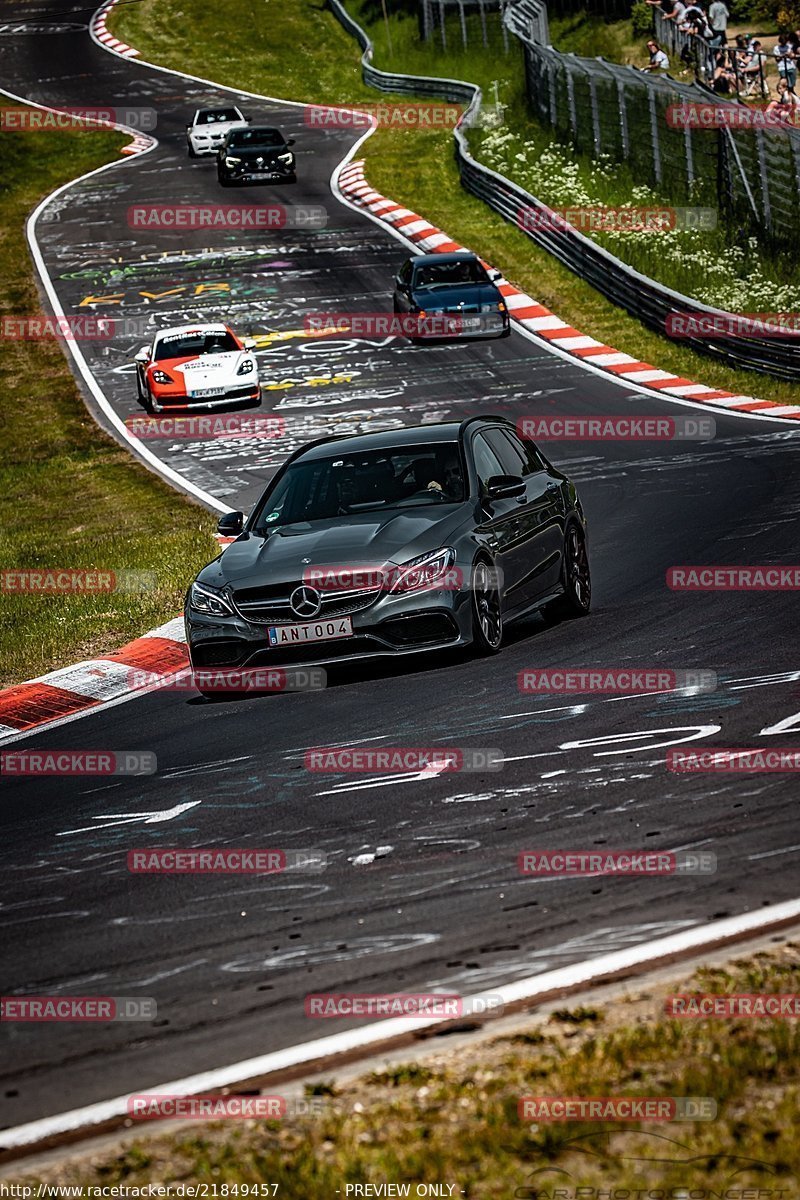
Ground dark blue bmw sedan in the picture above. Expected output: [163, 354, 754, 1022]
[392, 251, 511, 340]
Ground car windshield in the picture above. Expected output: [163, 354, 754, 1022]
[412, 259, 490, 289]
[252, 443, 465, 530]
[227, 128, 285, 148]
[154, 331, 238, 360]
[197, 109, 242, 125]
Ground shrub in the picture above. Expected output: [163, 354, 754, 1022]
[632, 0, 654, 36]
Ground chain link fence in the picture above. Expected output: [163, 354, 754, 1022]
[515, 0, 800, 251]
[420, 0, 512, 51]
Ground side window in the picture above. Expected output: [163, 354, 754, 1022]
[398, 261, 412, 285]
[472, 433, 506, 490]
[502, 429, 548, 475]
[483, 427, 528, 476]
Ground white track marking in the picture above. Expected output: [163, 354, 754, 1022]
[57, 801, 201, 837]
[3, 898, 800, 1151]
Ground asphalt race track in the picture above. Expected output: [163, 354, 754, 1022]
[2, 0, 800, 1132]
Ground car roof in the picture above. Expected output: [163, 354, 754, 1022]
[296, 422, 466, 461]
[196, 106, 241, 114]
[407, 252, 479, 266]
[292, 419, 516, 462]
[154, 324, 230, 341]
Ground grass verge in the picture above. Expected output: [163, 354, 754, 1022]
[109, 0, 800, 404]
[9, 944, 800, 1193]
[0, 112, 215, 688]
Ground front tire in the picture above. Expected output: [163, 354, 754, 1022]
[547, 523, 591, 619]
[471, 558, 503, 654]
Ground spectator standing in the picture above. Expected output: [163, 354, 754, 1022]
[708, 0, 729, 45]
[683, 2, 709, 31]
[664, 0, 688, 21]
[788, 30, 800, 74]
[642, 39, 670, 69]
[774, 34, 797, 91]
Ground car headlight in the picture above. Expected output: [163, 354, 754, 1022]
[224, 156, 242, 166]
[237, 358, 255, 376]
[151, 370, 174, 384]
[388, 548, 456, 594]
[189, 581, 234, 617]
[480, 302, 506, 313]
[276, 151, 294, 164]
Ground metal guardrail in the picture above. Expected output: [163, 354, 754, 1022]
[327, 0, 800, 381]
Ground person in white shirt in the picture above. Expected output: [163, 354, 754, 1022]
[774, 35, 797, 89]
[642, 39, 670, 68]
[664, 0, 687, 21]
[708, 0, 729, 44]
[766, 77, 800, 120]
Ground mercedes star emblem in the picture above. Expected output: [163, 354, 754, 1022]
[290, 585, 322, 619]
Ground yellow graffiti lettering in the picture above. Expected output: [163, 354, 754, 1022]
[78, 293, 124, 307]
[139, 288, 186, 301]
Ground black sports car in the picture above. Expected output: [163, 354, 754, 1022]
[185, 417, 590, 690]
[217, 126, 296, 186]
[392, 251, 510, 339]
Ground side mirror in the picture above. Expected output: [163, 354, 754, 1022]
[134, 346, 150, 364]
[217, 511, 244, 537]
[242, 337, 256, 350]
[487, 267, 502, 282]
[286, 137, 296, 146]
[486, 474, 526, 500]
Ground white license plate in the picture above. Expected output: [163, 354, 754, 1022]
[191, 387, 226, 398]
[268, 616, 353, 646]
[461, 316, 481, 329]
[250, 171, 280, 180]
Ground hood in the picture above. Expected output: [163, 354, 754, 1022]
[232, 144, 290, 162]
[153, 351, 246, 391]
[199, 505, 472, 591]
[410, 284, 501, 311]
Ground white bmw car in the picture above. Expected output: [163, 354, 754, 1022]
[186, 106, 249, 157]
[134, 325, 262, 412]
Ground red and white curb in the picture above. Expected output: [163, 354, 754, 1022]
[338, 159, 800, 422]
[91, 0, 139, 57]
[0, 618, 187, 744]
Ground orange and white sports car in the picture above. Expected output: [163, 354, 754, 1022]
[134, 324, 261, 412]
